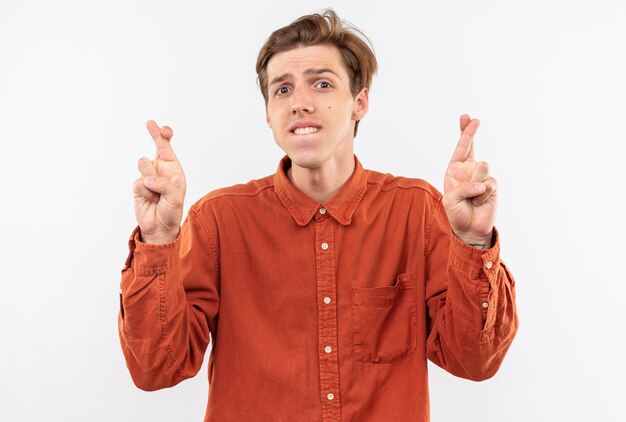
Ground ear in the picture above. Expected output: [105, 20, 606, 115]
[351, 88, 369, 121]
[266, 113, 272, 128]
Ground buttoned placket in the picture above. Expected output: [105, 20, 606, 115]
[314, 206, 342, 421]
[480, 252, 497, 320]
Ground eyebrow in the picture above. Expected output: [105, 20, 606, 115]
[268, 68, 340, 88]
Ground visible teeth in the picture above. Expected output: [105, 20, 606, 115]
[293, 127, 319, 135]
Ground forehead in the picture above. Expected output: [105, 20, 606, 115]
[266, 44, 348, 79]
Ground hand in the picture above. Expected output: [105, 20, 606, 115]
[442, 115, 497, 248]
[133, 120, 187, 244]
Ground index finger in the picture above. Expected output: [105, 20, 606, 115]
[459, 114, 471, 134]
[146, 120, 178, 162]
[450, 116, 479, 163]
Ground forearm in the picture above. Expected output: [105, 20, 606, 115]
[426, 230, 518, 381]
[118, 227, 210, 390]
[140, 227, 180, 245]
[453, 229, 494, 250]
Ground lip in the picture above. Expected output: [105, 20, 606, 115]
[288, 121, 322, 133]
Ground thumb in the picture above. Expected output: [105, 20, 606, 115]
[443, 182, 486, 206]
[142, 175, 181, 200]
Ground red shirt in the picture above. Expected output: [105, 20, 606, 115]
[118, 156, 518, 421]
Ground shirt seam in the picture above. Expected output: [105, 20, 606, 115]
[424, 196, 442, 257]
[192, 183, 276, 212]
[366, 179, 442, 199]
[190, 207, 221, 285]
[158, 273, 187, 380]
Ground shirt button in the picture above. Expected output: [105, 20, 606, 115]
[324, 346, 332, 354]
[486, 261, 493, 269]
[319, 207, 327, 215]
[482, 302, 489, 308]
[323, 297, 331, 304]
[327, 393, 335, 401]
[321, 242, 329, 250]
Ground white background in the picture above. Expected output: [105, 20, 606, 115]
[1, 0, 624, 421]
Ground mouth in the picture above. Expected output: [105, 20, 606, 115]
[291, 126, 321, 135]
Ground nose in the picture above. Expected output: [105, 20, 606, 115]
[290, 86, 315, 115]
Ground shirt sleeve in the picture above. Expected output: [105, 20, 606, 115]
[424, 196, 518, 381]
[118, 207, 219, 391]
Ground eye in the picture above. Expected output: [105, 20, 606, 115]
[316, 81, 331, 89]
[275, 86, 290, 96]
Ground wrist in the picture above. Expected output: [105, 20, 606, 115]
[140, 228, 180, 245]
[453, 229, 493, 249]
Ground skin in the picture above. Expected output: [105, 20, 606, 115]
[443, 115, 497, 247]
[133, 45, 496, 247]
[133, 121, 184, 244]
[264, 45, 368, 203]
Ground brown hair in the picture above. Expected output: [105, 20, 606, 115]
[256, 9, 378, 136]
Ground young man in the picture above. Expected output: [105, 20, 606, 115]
[119, 9, 518, 421]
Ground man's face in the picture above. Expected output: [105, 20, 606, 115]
[265, 44, 368, 171]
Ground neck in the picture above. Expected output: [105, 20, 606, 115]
[287, 156, 355, 204]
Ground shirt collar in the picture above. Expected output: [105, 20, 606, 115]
[273, 155, 368, 226]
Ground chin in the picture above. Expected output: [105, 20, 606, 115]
[284, 150, 327, 170]
[275, 140, 321, 167]
[288, 156, 324, 170]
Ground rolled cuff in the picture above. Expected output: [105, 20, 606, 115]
[123, 226, 181, 276]
[449, 227, 501, 280]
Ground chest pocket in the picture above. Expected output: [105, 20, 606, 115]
[351, 273, 417, 364]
